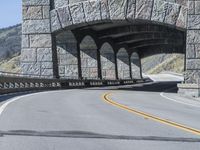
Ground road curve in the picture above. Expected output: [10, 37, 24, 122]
[0, 82, 200, 150]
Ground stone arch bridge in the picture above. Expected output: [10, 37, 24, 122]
[21, 0, 200, 95]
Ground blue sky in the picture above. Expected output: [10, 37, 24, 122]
[0, 0, 22, 28]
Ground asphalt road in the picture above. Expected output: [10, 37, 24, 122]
[0, 81, 200, 149]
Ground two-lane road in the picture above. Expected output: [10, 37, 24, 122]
[0, 81, 200, 150]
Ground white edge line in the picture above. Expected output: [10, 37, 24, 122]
[160, 92, 200, 108]
[0, 91, 56, 116]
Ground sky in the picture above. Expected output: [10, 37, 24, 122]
[0, 0, 22, 28]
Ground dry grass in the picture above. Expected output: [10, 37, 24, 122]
[0, 55, 21, 73]
[147, 54, 184, 74]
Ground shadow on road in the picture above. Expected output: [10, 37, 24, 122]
[0, 130, 199, 142]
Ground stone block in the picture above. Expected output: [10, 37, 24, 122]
[109, 0, 127, 20]
[135, 0, 153, 20]
[188, 1, 194, 14]
[83, 0, 101, 23]
[164, 2, 180, 25]
[176, 6, 187, 28]
[70, 2, 86, 24]
[186, 59, 200, 70]
[195, 44, 200, 58]
[126, 0, 135, 20]
[186, 44, 195, 58]
[165, 3, 181, 25]
[59, 66, 65, 74]
[184, 70, 200, 83]
[37, 48, 52, 61]
[30, 34, 52, 48]
[41, 62, 53, 69]
[21, 48, 37, 62]
[23, 6, 42, 20]
[100, 0, 110, 20]
[22, 34, 29, 48]
[195, 1, 200, 14]
[22, 19, 51, 34]
[151, 0, 167, 22]
[21, 62, 41, 75]
[178, 83, 200, 97]
[50, 10, 62, 32]
[54, 0, 69, 8]
[43, 6, 50, 19]
[188, 15, 200, 29]
[22, 0, 50, 6]
[187, 30, 200, 44]
[176, 0, 187, 6]
[41, 68, 53, 76]
[64, 65, 78, 77]
[57, 6, 73, 28]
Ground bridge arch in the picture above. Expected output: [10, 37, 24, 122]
[117, 48, 131, 79]
[80, 35, 98, 79]
[100, 42, 116, 80]
[130, 52, 142, 79]
[56, 30, 79, 79]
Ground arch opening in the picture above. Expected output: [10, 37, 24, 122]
[130, 52, 142, 79]
[100, 43, 116, 80]
[56, 30, 79, 79]
[117, 48, 131, 79]
[80, 35, 98, 79]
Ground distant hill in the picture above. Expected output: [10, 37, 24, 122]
[142, 54, 184, 74]
[0, 24, 21, 60]
[0, 24, 21, 73]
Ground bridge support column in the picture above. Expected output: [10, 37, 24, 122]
[178, 0, 200, 97]
[21, 0, 54, 78]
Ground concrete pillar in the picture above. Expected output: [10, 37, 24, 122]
[21, 0, 54, 77]
[178, 0, 200, 97]
[117, 48, 131, 79]
[100, 43, 116, 80]
[130, 52, 142, 79]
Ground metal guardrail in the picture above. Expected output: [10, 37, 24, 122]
[0, 71, 147, 94]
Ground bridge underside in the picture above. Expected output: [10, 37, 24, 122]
[54, 22, 185, 80]
[21, 0, 200, 97]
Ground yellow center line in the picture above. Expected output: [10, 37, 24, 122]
[102, 92, 200, 136]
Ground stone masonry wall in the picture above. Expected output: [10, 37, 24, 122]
[56, 31, 78, 79]
[100, 43, 116, 80]
[131, 52, 141, 79]
[80, 36, 98, 79]
[117, 49, 131, 79]
[50, 0, 187, 33]
[185, 0, 200, 83]
[80, 49, 98, 79]
[21, 0, 53, 77]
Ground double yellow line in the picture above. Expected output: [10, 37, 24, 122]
[102, 93, 200, 136]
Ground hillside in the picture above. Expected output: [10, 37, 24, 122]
[141, 54, 184, 75]
[0, 24, 21, 73]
